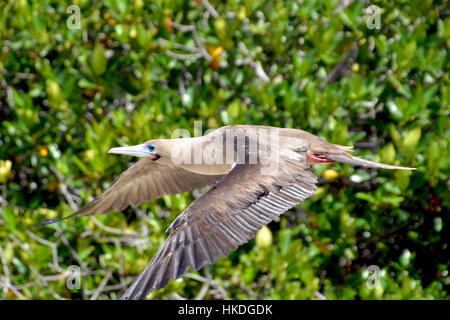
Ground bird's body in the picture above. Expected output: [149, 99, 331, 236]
[37, 125, 414, 299]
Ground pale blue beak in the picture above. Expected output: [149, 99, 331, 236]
[108, 143, 149, 158]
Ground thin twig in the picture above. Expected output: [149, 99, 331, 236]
[321, 43, 359, 90]
[194, 282, 210, 300]
[158, 38, 199, 53]
[84, 277, 133, 295]
[25, 230, 63, 272]
[89, 271, 112, 300]
[49, 165, 81, 211]
[28, 265, 67, 300]
[186, 269, 228, 299]
[165, 22, 213, 61]
[165, 50, 205, 60]
[54, 226, 88, 269]
[8, 233, 29, 252]
[201, 0, 219, 18]
[314, 291, 328, 300]
[0, 245, 11, 299]
[172, 292, 187, 300]
[237, 42, 270, 83]
[90, 216, 141, 237]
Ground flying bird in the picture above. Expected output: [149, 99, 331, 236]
[37, 125, 415, 299]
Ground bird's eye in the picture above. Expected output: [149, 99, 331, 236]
[145, 144, 157, 154]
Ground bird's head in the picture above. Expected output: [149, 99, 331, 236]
[108, 140, 171, 161]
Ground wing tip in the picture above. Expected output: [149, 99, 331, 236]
[34, 217, 67, 226]
[34, 209, 84, 227]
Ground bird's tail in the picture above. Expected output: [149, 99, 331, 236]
[324, 152, 415, 170]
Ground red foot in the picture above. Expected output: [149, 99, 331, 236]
[307, 154, 336, 163]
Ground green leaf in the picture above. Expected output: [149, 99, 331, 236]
[2, 206, 18, 235]
[91, 44, 107, 76]
[401, 127, 421, 155]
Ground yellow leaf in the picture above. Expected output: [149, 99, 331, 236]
[208, 45, 223, 59]
[0, 160, 12, 184]
[237, 7, 246, 20]
[39, 145, 48, 157]
[255, 225, 273, 248]
[324, 169, 339, 182]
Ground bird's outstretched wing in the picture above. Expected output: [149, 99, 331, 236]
[37, 160, 224, 225]
[121, 147, 317, 300]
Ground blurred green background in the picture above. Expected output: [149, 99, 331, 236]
[0, 0, 448, 300]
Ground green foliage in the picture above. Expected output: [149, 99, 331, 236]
[0, 0, 448, 299]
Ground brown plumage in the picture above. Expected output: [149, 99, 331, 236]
[36, 125, 415, 299]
